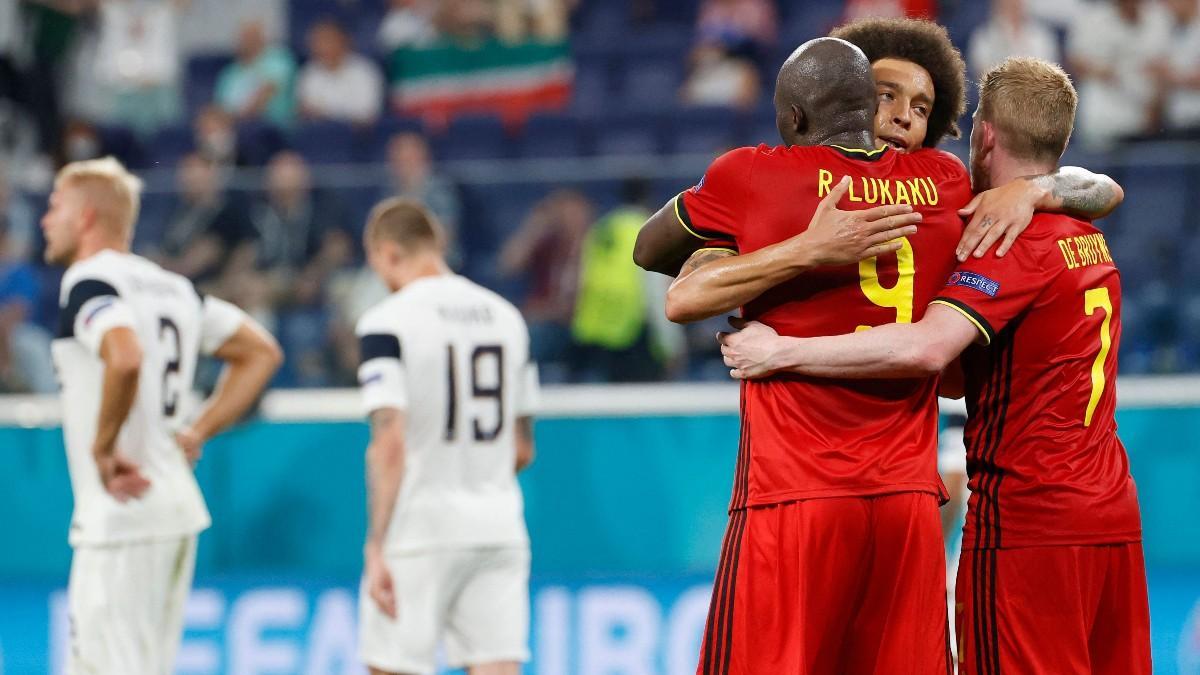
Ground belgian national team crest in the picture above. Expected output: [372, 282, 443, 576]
[947, 271, 1000, 297]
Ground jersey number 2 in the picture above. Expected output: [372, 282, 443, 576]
[159, 317, 182, 417]
[1084, 287, 1113, 427]
[857, 237, 915, 331]
[445, 345, 505, 442]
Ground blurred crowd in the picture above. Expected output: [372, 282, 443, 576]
[1, 0, 1199, 391]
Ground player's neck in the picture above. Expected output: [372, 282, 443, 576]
[987, 151, 1055, 191]
[390, 253, 451, 291]
[813, 129, 875, 153]
[71, 238, 128, 266]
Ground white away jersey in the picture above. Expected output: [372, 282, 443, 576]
[356, 275, 539, 554]
[52, 250, 247, 546]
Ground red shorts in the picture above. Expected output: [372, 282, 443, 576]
[956, 543, 1151, 675]
[697, 492, 950, 675]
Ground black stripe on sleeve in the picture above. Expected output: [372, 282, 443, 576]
[57, 279, 119, 338]
[934, 296, 996, 344]
[359, 333, 401, 364]
[675, 193, 730, 241]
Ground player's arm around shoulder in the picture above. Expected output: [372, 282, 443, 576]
[663, 177, 922, 323]
[956, 167, 1123, 261]
[718, 302, 982, 381]
[176, 296, 282, 463]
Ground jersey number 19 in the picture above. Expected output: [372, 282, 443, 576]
[445, 344, 505, 442]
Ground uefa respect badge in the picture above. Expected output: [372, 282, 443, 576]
[947, 271, 1000, 297]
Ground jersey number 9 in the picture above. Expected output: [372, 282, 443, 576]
[857, 237, 915, 331]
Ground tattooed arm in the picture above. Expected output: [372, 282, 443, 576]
[957, 167, 1124, 260]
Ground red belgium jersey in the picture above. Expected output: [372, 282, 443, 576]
[933, 213, 1142, 549]
[678, 144, 973, 509]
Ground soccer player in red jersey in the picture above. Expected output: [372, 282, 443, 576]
[719, 57, 1150, 675]
[642, 36, 977, 674]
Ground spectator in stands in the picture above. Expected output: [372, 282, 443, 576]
[495, 0, 570, 42]
[0, 181, 54, 393]
[60, 120, 103, 164]
[0, 0, 19, 108]
[379, 0, 439, 51]
[695, 0, 777, 64]
[250, 151, 351, 306]
[215, 20, 296, 128]
[680, 42, 761, 110]
[1068, 0, 1171, 147]
[23, 0, 88, 161]
[297, 19, 384, 125]
[434, 0, 497, 42]
[1150, 0, 1200, 136]
[93, 0, 183, 136]
[193, 104, 241, 167]
[499, 189, 590, 376]
[568, 178, 684, 382]
[968, 0, 1059, 78]
[385, 132, 462, 267]
[154, 153, 253, 285]
[0, 163, 35, 262]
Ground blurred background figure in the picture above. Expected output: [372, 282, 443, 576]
[215, 20, 296, 127]
[843, 0, 937, 21]
[0, 167, 53, 394]
[384, 132, 462, 266]
[569, 178, 684, 383]
[378, 0, 439, 51]
[1151, 0, 1200, 138]
[192, 104, 241, 167]
[1068, 0, 1171, 147]
[695, 0, 776, 67]
[297, 18, 384, 125]
[499, 189, 590, 381]
[968, 0, 1059, 79]
[680, 41, 761, 109]
[92, 0, 184, 136]
[152, 153, 252, 286]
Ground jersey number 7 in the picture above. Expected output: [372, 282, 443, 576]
[1084, 287, 1114, 427]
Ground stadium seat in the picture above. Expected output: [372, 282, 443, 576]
[519, 112, 589, 158]
[146, 125, 195, 169]
[432, 114, 513, 161]
[594, 113, 665, 156]
[359, 116, 425, 162]
[184, 53, 233, 117]
[236, 120, 288, 166]
[665, 105, 742, 155]
[95, 125, 145, 169]
[616, 59, 684, 113]
[1108, 143, 1197, 241]
[289, 120, 357, 164]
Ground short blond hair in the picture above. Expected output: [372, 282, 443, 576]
[978, 57, 1078, 163]
[364, 197, 444, 251]
[55, 157, 144, 238]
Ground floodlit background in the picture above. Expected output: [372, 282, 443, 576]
[0, 0, 1198, 673]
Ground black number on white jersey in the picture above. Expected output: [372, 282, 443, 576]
[444, 344, 505, 442]
[159, 317, 182, 417]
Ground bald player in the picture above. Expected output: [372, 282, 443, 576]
[42, 157, 281, 674]
[661, 38, 974, 674]
[719, 57, 1151, 675]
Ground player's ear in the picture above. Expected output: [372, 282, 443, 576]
[979, 120, 996, 158]
[791, 104, 807, 135]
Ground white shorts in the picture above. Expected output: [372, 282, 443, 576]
[67, 535, 197, 675]
[359, 546, 531, 674]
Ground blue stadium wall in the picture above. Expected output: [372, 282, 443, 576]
[0, 409, 1198, 674]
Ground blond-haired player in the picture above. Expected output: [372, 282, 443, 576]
[720, 57, 1150, 674]
[42, 157, 282, 674]
[355, 199, 538, 675]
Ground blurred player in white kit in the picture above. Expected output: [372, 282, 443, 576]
[42, 157, 282, 674]
[355, 198, 538, 675]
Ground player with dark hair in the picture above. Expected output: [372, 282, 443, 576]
[664, 36, 975, 674]
[719, 57, 1150, 675]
